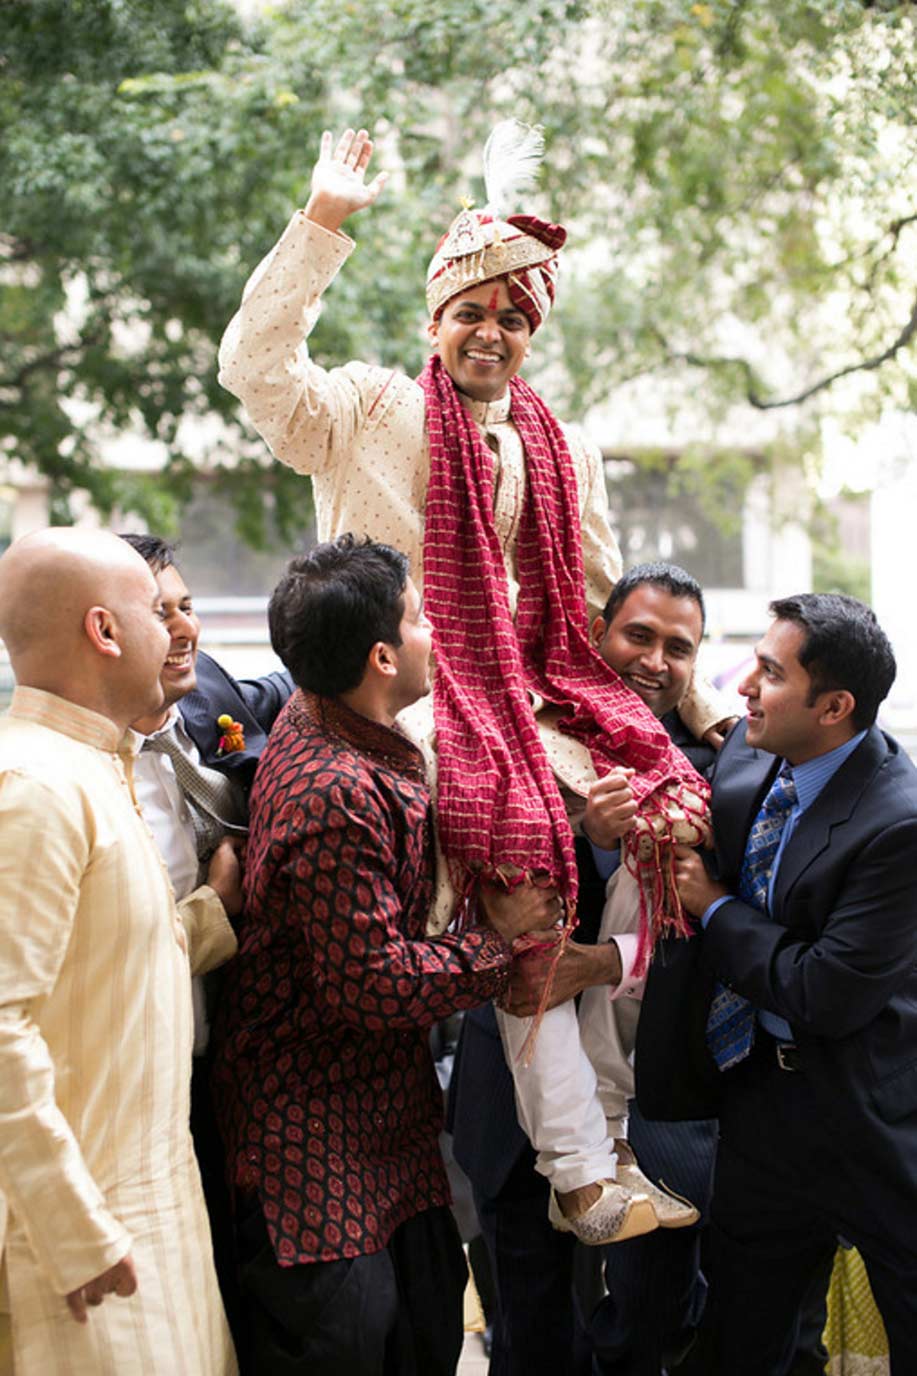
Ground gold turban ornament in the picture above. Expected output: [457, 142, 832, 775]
[425, 120, 567, 333]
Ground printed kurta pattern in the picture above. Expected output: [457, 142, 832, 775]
[212, 691, 512, 1266]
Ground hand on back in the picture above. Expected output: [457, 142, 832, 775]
[206, 836, 245, 918]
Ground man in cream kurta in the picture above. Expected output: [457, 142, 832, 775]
[218, 127, 727, 1244]
[218, 129, 726, 932]
[0, 530, 236, 1376]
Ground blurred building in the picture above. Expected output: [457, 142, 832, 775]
[0, 446, 812, 712]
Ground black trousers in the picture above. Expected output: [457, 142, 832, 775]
[474, 1147, 596, 1376]
[591, 1106, 717, 1376]
[697, 1035, 917, 1376]
[236, 1197, 467, 1376]
[190, 1057, 250, 1364]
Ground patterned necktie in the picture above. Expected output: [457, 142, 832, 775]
[142, 731, 247, 861]
[705, 768, 798, 1070]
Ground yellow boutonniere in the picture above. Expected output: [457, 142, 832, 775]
[216, 713, 245, 755]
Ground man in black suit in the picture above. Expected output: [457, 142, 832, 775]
[120, 532, 292, 1369]
[664, 592, 917, 1374]
[449, 563, 718, 1376]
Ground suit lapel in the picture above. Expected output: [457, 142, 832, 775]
[711, 722, 779, 883]
[772, 726, 889, 911]
[178, 653, 272, 790]
[179, 689, 220, 762]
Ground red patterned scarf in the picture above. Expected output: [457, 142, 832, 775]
[420, 353, 709, 958]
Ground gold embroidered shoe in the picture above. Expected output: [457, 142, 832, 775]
[615, 1159, 700, 1229]
[548, 1179, 659, 1246]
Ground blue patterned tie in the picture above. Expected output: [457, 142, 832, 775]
[705, 768, 797, 1070]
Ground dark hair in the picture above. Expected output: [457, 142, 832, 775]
[118, 533, 178, 574]
[269, 534, 410, 695]
[769, 592, 896, 730]
[602, 562, 706, 633]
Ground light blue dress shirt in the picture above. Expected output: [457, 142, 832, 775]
[703, 730, 867, 1043]
[589, 838, 620, 882]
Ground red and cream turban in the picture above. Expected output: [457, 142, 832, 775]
[425, 208, 566, 334]
[424, 121, 566, 333]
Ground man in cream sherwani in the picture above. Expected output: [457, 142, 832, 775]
[218, 125, 731, 1248]
[0, 529, 237, 1375]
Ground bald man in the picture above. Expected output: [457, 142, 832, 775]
[0, 529, 236, 1375]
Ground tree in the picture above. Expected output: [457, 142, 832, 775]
[0, 0, 583, 533]
[2, 0, 915, 536]
[545, 0, 917, 432]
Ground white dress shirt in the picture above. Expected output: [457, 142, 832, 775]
[126, 709, 223, 1055]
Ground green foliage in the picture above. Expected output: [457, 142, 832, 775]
[1, 0, 916, 535]
[545, 0, 917, 428]
[810, 491, 872, 601]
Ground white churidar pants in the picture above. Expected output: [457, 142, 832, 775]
[495, 868, 643, 1191]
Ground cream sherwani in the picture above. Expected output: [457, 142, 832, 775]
[0, 688, 236, 1375]
[219, 212, 727, 1193]
[218, 213, 620, 630]
[218, 213, 724, 926]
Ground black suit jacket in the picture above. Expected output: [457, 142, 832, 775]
[178, 650, 293, 797]
[449, 710, 716, 1201]
[637, 720, 917, 1198]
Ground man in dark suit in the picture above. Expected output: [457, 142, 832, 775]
[120, 532, 293, 1369]
[663, 592, 917, 1374]
[449, 563, 719, 1376]
[121, 534, 292, 793]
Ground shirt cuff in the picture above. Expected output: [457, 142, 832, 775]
[589, 839, 621, 882]
[295, 210, 355, 251]
[701, 895, 732, 929]
[609, 933, 644, 1001]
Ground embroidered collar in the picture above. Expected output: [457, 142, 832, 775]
[460, 389, 512, 428]
[291, 690, 427, 780]
[8, 685, 123, 753]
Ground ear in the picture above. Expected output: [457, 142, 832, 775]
[367, 640, 398, 680]
[816, 689, 856, 728]
[426, 318, 439, 348]
[524, 341, 532, 359]
[590, 614, 607, 651]
[84, 606, 121, 659]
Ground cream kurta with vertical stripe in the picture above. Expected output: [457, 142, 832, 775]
[0, 688, 235, 1375]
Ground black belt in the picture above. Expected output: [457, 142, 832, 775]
[751, 1030, 803, 1072]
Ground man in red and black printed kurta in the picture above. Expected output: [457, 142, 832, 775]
[211, 536, 555, 1376]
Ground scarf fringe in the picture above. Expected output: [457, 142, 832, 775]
[624, 816, 707, 978]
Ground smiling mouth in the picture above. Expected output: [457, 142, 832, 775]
[164, 650, 193, 670]
[625, 673, 665, 693]
[464, 350, 504, 364]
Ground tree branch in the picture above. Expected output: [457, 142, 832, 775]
[0, 337, 103, 406]
[864, 211, 917, 293]
[655, 288, 917, 409]
[0, 234, 39, 263]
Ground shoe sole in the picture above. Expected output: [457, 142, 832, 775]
[549, 1193, 659, 1246]
[618, 1165, 701, 1230]
[656, 1205, 701, 1229]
